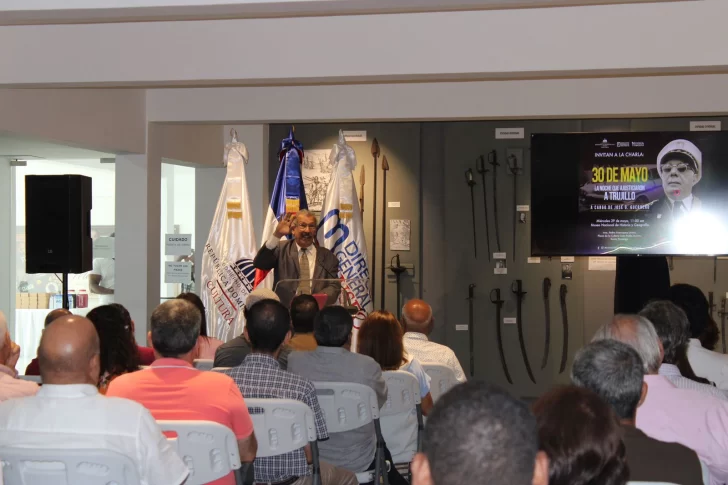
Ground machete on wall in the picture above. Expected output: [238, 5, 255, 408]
[541, 277, 551, 370]
[512, 279, 536, 384]
[490, 287, 513, 384]
[559, 284, 569, 374]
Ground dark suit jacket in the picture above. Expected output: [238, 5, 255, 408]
[623, 425, 702, 485]
[253, 239, 341, 307]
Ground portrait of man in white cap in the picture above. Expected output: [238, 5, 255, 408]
[651, 139, 702, 220]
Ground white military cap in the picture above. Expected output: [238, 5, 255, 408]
[657, 139, 702, 182]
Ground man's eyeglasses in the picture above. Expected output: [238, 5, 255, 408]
[296, 224, 317, 230]
[661, 163, 693, 175]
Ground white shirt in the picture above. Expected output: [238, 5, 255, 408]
[0, 384, 189, 485]
[403, 332, 467, 383]
[658, 363, 728, 401]
[0, 364, 38, 402]
[687, 338, 728, 391]
[265, 235, 316, 281]
[91, 258, 115, 304]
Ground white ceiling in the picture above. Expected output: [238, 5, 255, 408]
[0, 0, 688, 25]
[0, 133, 115, 160]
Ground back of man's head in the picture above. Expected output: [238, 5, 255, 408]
[291, 294, 319, 334]
[150, 299, 201, 358]
[413, 381, 547, 485]
[591, 314, 662, 374]
[402, 299, 434, 335]
[314, 306, 353, 347]
[38, 315, 100, 385]
[571, 340, 645, 421]
[246, 299, 291, 353]
[639, 300, 689, 365]
[44, 308, 72, 328]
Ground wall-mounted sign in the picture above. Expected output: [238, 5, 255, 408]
[503, 317, 517, 325]
[588, 256, 616, 271]
[93, 237, 115, 259]
[690, 121, 721, 132]
[343, 130, 367, 142]
[561, 256, 575, 263]
[165, 234, 192, 256]
[495, 128, 525, 139]
[165, 262, 192, 284]
[388, 201, 401, 208]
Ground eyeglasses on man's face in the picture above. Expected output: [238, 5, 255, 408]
[660, 163, 694, 175]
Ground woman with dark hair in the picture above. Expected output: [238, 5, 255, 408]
[357, 310, 434, 464]
[532, 386, 628, 485]
[107, 303, 155, 365]
[177, 292, 223, 359]
[669, 283, 728, 389]
[86, 304, 141, 394]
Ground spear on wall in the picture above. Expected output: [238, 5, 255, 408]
[359, 165, 366, 217]
[370, 138, 380, 302]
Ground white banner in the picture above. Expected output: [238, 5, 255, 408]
[200, 134, 258, 342]
[317, 131, 374, 337]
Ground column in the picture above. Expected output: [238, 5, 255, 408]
[0, 158, 15, 335]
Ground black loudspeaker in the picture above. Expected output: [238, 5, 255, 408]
[25, 175, 93, 274]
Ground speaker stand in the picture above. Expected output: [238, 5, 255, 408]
[62, 272, 69, 310]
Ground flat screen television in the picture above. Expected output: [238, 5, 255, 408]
[531, 131, 728, 256]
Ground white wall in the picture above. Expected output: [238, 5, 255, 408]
[1, 2, 726, 87]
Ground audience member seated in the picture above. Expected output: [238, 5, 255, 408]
[87, 304, 142, 393]
[670, 283, 728, 390]
[289, 306, 406, 485]
[592, 314, 728, 485]
[177, 292, 224, 359]
[401, 299, 466, 383]
[532, 386, 628, 485]
[225, 299, 357, 485]
[411, 381, 548, 485]
[640, 300, 727, 400]
[214, 288, 292, 369]
[572, 339, 703, 485]
[288, 294, 319, 351]
[357, 310, 434, 464]
[24, 308, 70, 376]
[0, 311, 37, 401]
[107, 299, 257, 485]
[108, 303, 156, 365]
[0, 315, 188, 485]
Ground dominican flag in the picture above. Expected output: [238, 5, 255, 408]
[200, 132, 258, 342]
[317, 130, 373, 333]
[254, 127, 309, 288]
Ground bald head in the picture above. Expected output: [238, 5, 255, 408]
[591, 314, 662, 374]
[38, 315, 100, 385]
[402, 299, 434, 335]
[44, 308, 72, 328]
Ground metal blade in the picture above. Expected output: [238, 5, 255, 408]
[541, 277, 551, 369]
[477, 155, 491, 261]
[488, 150, 502, 252]
[490, 288, 513, 384]
[512, 279, 536, 384]
[559, 284, 569, 373]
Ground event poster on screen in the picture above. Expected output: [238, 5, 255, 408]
[531, 131, 728, 256]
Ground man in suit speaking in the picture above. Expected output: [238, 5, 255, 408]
[254, 210, 341, 308]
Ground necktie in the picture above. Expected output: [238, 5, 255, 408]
[298, 248, 312, 295]
[672, 201, 684, 218]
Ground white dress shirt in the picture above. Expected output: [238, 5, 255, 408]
[0, 363, 38, 402]
[658, 363, 728, 401]
[687, 338, 728, 391]
[668, 194, 695, 214]
[0, 384, 189, 485]
[265, 235, 316, 280]
[403, 332, 467, 383]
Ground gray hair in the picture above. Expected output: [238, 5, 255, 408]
[150, 300, 201, 358]
[591, 314, 662, 374]
[294, 210, 317, 225]
[639, 301, 689, 365]
[571, 340, 645, 420]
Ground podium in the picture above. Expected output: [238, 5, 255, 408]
[273, 278, 370, 316]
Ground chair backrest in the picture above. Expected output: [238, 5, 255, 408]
[211, 367, 232, 373]
[19, 375, 42, 384]
[312, 381, 380, 433]
[0, 447, 141, 485]
[193, 359, 214, 371]
[245, 398, 317, 458]
[157, 420, 241, 485]
[381, 371, 421, 417]
[421, 363, 457, 402]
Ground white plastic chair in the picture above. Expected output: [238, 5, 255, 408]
[381, 371, 424, 466]
[157, 420, 246, 485]
[421, 363, 457, 403]
[246, 398, 321, 485]
[313, 381, 388, 485]
[19, 375, 42, 384]
[0, 447, 141, 485]
[211, 367, 232, 373]
[193, 359, 214, 371]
